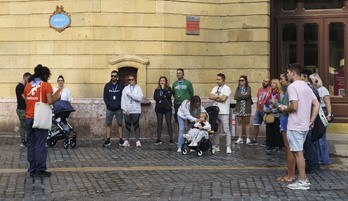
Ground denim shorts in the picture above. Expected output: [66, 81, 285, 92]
[253, 110, 265, 126]
[279, 115, 288, 131]
[106, 109, 123, 125]
[287, 130, 308, 152]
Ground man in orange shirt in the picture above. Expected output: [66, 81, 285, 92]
[23, 64, 60, 177]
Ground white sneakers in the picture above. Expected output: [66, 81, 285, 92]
[246, 138, 251, 144]
[235, 138, 243, 144]
[212, 146, 220, 152]
[121, 140, 130, 147]
[226, 146, 232, 154]
[177, 148, 182, 152]
[287, 179, 311, 190]
[121, 140, 141, 147]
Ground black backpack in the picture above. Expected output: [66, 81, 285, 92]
[311, 114, 326, 142]
[205, 106, 220, 132]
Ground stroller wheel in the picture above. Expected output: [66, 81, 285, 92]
[211, 148, 216, 155]
[63, 139, 69, 149]
[47, 140, 57, 147]
[182, 148, 188, 155]
[197, 150, 203, 157]
[70, 138, 77, 148]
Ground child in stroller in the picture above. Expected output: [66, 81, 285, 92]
[181, 106, 219, 156]
[47, 100, 77, 149]
[183, 112, 211, 147]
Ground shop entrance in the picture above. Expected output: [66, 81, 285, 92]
[271, 0, 348, 122]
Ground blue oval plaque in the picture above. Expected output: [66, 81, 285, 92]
[50, 14, 70, 29]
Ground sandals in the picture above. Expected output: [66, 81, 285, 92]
[277, 176, 294, 182]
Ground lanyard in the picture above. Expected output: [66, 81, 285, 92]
[178, 80, 184, 92]
[259, 88, 268, 103]
[22, 81, 25, 86]
[130, 85, 135, 94]
[160, 87, 164, 96]
[216, 84, 225, 95]
[112, 84, 118, 93]
[239, 85, 246, 95]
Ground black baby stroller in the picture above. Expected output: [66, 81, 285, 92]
[47, 100, 77, 149]
[181, 106, 220, 156]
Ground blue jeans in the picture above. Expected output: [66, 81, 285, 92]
[156, 111, 173, 141]
[177, 116, 194, 148]
[313, 131, 330, 165]
[26, 118, 49, 173]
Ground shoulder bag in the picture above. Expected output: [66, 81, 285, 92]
[263, 113, 275, 124]
[32, 82, 52, 130]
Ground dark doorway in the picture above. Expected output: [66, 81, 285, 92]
[119, 67, 138, 86]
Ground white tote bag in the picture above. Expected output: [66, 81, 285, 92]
[32, 82, 52, 130]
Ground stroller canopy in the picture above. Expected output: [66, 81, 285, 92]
[52, 100, 75, 114]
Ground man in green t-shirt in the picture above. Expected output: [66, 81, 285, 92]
[172, 68, 194, 122]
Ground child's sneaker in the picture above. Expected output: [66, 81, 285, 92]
[136, 141, 141, 147]
[121, 140, 130, 147]
[183, 134, 189, 140]
[287, 179, 310, 190]
[235, 138, 243, 144]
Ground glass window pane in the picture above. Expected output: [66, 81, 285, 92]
[282, 0, 298, 11]
[304, 0, 344, 10]
[282, 24, 297, 73]
[329, 23, 345, 97]
[304, 24, 318, 73]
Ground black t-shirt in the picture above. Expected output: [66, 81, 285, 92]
[16, 82, 26, 110]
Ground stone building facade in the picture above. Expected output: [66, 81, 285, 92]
[0, 0, 270, 137]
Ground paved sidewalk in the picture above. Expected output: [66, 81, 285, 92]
[0, 136, 347, 201]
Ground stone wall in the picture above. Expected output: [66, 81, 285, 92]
[0, 0, 270, 99]
[0, 97, 264, 139]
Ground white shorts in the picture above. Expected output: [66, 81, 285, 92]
[287, 130, 308, 152]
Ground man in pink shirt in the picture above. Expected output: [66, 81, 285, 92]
[280, 63, 320, 190]
[248, 77, 270, 145]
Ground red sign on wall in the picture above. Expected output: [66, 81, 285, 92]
[186, 16, 199, 35]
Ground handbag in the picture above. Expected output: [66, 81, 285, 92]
[32, 82, 52, 130]
[263, 113, 275, 124]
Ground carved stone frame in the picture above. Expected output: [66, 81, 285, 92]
[108, 55, 149, 96]
[49, 6, 71, 33]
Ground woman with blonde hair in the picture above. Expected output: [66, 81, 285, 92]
[264, 78, 284, 151]
[153, 76, 174, 145]
[309, 73, 331, 165]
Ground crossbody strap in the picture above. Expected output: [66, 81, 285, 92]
[39, 82, 43, 103]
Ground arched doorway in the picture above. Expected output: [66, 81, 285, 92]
[119, 67, 138, 86]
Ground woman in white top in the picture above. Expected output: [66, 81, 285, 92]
[121, 75, 144, 147]
[309, 73, 331, 165]
[176, 95, 207, 152]
[53, 75, 73, 102]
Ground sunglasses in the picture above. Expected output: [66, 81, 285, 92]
[129, 79, 135, 81]
[58, 80, 64, 82]
[239, 80, 245, 82]
[111, 75, 117, 78]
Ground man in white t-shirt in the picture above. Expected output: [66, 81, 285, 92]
[279, 63, 320, 190]
[209, 73, 232, 153]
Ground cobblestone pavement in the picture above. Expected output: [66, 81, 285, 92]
[0, 136, 347, 201]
